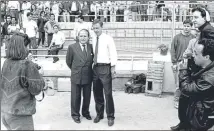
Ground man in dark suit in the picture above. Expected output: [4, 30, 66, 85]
[66, 29, 93, 123]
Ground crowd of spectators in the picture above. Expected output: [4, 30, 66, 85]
[1, 1, 214, 25]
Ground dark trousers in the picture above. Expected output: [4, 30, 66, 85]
[89, 12, 95, 22]
[50, 45, 63, 61]
[1, 113, 34, 130]
[29, 37, 37, 58]
[71, 82, 92, 119]
[178, 94, 191, 127]
[47, 33, 53, 47]
[70, 11, 79, 22]
[47, 33, 53, 55]
[38, 32, 45, 46]
[93, 65, 115, 120]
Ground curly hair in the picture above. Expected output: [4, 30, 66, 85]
[198, 38, 214, 61]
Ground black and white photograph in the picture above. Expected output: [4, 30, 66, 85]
[0, 0, 214, 130]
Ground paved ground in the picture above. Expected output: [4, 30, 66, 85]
[1, 91, 179, 130]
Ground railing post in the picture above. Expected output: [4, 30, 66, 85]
[131, 55, 134, 72]
[172, 2, 176, 48]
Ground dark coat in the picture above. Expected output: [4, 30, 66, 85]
[179, 62, 214, 130]
[66, 42, 94, 85]
[198, 22, 214, 40]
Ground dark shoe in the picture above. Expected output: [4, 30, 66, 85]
[170, 123, 188, 131]
[83, 115, 92, 120]
[73, 117, 81, 123]
[93, 116, 104, 123]
[108, 119, 114, 126]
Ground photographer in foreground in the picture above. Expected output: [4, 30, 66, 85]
[173, 39, 214, 131]
[1, 34, 45, 130]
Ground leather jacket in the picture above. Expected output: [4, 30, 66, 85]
[179, 62, 214, 130]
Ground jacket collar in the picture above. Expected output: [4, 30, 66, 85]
[198, 22, 210, 32]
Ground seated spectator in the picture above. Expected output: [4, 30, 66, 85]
[48, 24, 65, 63]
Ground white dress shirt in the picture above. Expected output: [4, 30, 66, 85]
[51, 31, 65, 46]
[92, 33, 117, 66]
[79, 43, 87, 52]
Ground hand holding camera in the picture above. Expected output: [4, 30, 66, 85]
[178, 59, 188, 70]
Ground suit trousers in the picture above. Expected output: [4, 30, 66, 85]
[71, 82, 92, 119]
[93, 65, 115, 120]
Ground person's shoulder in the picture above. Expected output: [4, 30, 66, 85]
[173, 33, 180, 39]
[103, 33, 113, 38]
[68, 43, 75, 49]
[203, 64, 214, 86]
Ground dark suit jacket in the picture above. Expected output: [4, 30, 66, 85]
[66, 42, 94, 85]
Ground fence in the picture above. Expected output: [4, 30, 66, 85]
[1, 1, 214, 56]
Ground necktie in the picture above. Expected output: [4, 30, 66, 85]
[82, 44, 87, 59]
[94, 37, 99, 65]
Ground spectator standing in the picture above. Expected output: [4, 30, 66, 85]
[37, 11, 48, 47]
[2, 15, 11, 48]
[62, 1, 71, 22]
[170, 19, 194, 109]
[51, 1, 59, 22]
[23, 12, 38, 60]
[44, 13, 57, 47]
[116, 5, 124, 22]
[30, 4, 40, 22]
[21, 1, 31, 25]
[139, 1, 148, 21]
[147, 1, 156, 21]
[130, 1, 138, 21]
[110, 5, 117, 22]
[44, 7, 51, 21]
[1, 1, 6, 22]
[7, 1, 20, 23]
[2, 15, 11, 40]
[179, 1, 189, 22]
[89, 2, 96, 22]
[82, 1, 90, 22]
[73, 15, 91, 40]
[70, 1, 81, 22]
[8, 17, 20, 35]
